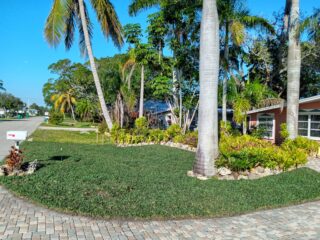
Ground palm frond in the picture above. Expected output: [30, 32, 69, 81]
[241, 15, 275, 35]
[230, 21, 245, 46]
[258, 98, 285, 109]
[300, 9, 320, 41]
[45, 0, 67, 47]
[128, 0, 160, 16]
[73, 0, 93, 56]
[90, 0, 124, 49]
[64, 0, 76, 50]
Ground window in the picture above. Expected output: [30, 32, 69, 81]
[258, 113, 274, 139]
[298, 111, 320, 139]
[298, 114, 308, 136]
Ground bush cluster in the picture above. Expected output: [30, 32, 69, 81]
[217, 134, 318, 172]
[111, 118, 198, 147]
[49, 111, 64, 125]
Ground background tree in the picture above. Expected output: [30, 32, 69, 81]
[51, 89, 77, 120]
[0, 93, 25, 111]
[217, 0, 275, 122]
[45, 0, 123, 130]
[0, 80, 5, 91]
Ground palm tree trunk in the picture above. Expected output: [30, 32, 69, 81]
[139, 65, 145, 118]
[127, 64, 136, 90]
[243, 119, 247, 135]
[70, 105, 76, 121]
[193, 0, 220, 177]
[286, 0, 301, 139]
[222, 23, 229, 123]
[78, 0, 113, 130]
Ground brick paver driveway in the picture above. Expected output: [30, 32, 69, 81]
[0, 185, 320, 240]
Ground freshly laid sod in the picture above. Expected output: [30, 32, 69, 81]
[1, 130, 320, 219]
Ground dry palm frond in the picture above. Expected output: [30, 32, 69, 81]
[230, 21, 245, 46]
[258, 98, 285, 110]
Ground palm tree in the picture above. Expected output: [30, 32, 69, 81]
[193, 0, 220, 177]
[286, 0, 301, 139]
[230, 79, 278, 134]
[51, 89, 77, 120]
[217, 0, 275, 122]
[45, 0, 123, 130]
[0, 80, 5, 91]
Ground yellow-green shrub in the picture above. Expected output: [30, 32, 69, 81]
[166, 124, 182, 139]
[281, 136, 319, 156]
[218, 135, 309, 171]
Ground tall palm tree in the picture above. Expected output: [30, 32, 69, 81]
[218, 0, 275, 122]
[0, 80, 5, 91]
[51, 89, 77, 120]
[286, 0, 301, 139]
[45, 0, 123, 130]
[193, 0, 220, 177]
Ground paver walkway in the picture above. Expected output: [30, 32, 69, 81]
[0, 117, 43, 160]
[1, 185, 320, 240]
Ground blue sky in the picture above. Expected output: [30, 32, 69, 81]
[0, 0, 318, 106]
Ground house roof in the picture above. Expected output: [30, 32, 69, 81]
[247, 95, 320, 114]
[144, 100, 171, 114]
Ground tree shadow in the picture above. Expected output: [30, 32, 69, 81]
[48, 156, 71, 161]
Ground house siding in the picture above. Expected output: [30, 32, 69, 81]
[248, 101, 320, 144]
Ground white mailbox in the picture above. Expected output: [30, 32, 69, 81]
[6, 131, 28, 141]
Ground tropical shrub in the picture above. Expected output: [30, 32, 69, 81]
[182, 131, 198, 147]
[218, 135, 309, 172]
[220, 121, 232, 138]
[134, 117, 148, 135]
[281, 136, 319, 156]
[166, 124, 182, 139]
[250, 126, 267, 139]
[280, 123, 289, 140]
[148, 129, 167, 143]
[110, 123, 121, 143]
[49, 111, 64, 125]
[173, 134, 185, 144]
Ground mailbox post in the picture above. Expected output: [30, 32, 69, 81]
[6, 131, 28, 149]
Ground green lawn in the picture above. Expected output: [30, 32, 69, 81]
[1, 131, 320, 220]
[41, 119, 98, 128]
[31, 130, 109, 144]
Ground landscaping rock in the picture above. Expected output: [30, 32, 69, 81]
[187, 170, 195, 177]
[27, 160, 38, 175]
[248, 173, 260, 180]
[218, 167, 232, 176]
[196, 175, 209, 181]
[232, 172, 239, 180]
[219, 175, 235, 180]
[238, 175, 248, 180]
[264, 168, 272, 176]
[256, 166, 265, 174]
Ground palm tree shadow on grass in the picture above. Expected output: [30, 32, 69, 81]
[49, 155, 71, 161]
